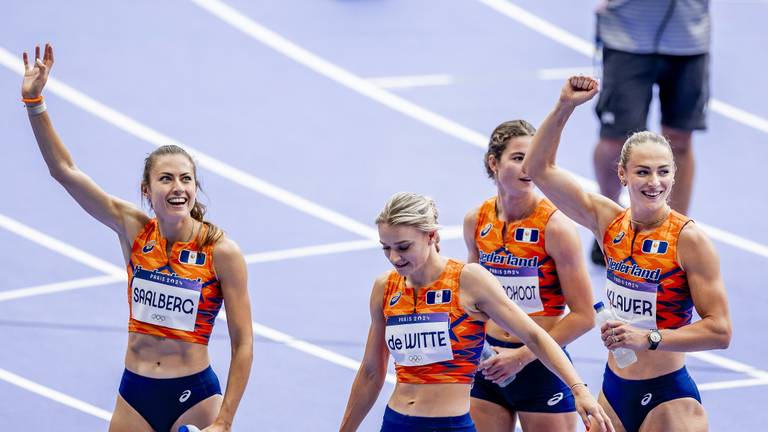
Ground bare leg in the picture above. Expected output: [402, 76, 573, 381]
[598, 391, 626, 432]
[108, 395, 153, 432]
[662, 126, 694, 215]
[470, 397, 516, 432]
[640, 398, 707, 431]
[517, 411, 578, 432]
[171, 394, 223, 431]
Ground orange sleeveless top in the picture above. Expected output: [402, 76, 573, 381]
[382, 260, 485, 384]
[127, 219, 222, 345]
[474, 197, 565, 316]
[602, 209, 693, 330]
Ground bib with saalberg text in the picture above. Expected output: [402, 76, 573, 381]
[385, 312, 454, 367]
[131, 267, 201, 332]
[605, 272, 657, 329]
[487, 266, 542, 314]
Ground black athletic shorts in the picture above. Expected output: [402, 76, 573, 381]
[595, 47, 709, 139]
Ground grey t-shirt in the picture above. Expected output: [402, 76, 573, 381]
[597, 0, 710, 55]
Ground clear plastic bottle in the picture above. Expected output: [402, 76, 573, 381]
[178, 426, 201, 432]
[594, 301, 637, 368]
[480, 341, 516, 387]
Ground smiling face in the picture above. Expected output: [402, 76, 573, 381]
[488, 136, 534, 194]
[378, 223, 436, 277]
[618, 137, 676, 215]
[142, 153, 197, 221]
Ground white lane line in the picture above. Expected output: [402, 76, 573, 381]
[0, 275, 124, 303]
[189, 0, 488, 147]
[691, 351, 768, 380]
[220, 311, 396, 384]
[367, 74, 454, 89]
[0, 238, 381, 304]
[537, 66, 595, 81]
[188, 0, 768, 260]
[0, 367, 112, 420]
[244, 239, 379, 264]
[699, 377, 768, 392]
[0, 213, 124, 277]
[478, 0, 768, 135]
[0, 47, 377, 242]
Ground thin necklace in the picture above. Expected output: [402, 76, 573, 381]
[631, 207, 670, 228]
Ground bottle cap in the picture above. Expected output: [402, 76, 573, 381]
[593, 301, 605, 311]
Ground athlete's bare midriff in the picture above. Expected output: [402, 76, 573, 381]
[388, 382, 472, 417]
[125, 332, 211, 378]
[485, 315, 562, 343]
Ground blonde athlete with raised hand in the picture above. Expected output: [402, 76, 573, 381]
[22, 44, 253, 432]
[465, 120, 596, 432]
[524, 76, 732, 432]
[339, 192, 612, 432]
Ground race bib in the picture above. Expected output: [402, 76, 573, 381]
[131, 268, 201, 331]
[385, 313, 454, 367]
[487, 266, 542, 314]
[604, 272, 657, 329]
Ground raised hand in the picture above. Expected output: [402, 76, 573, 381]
[558, 75, 598, 109]
[22, 43, 54, 99]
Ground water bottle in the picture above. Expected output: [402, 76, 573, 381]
[594, 301, 637, 368]
[178, 426, 201, 432]
[480, 340, 516, 387]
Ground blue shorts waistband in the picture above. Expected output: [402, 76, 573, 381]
[485, 335, 524, 349]
[383, 406, 474, 428]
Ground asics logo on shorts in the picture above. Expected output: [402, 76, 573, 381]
[547, 392, 564, 406]
[179, 389, 192, 403]
[641, 393, 653, 406]
[150, 313, 167, 322]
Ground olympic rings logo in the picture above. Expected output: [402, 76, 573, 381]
[408, 354, 423, 363]
[151, 313, 167, 322]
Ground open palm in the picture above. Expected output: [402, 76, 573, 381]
[22, 43, 54, 99]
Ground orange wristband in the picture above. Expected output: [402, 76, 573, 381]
[22, 96, 43, 104]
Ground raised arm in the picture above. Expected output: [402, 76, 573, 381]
[339, 274, 391, 432]
[22, 44, 145, 241]
[523, 77, 622, 237]
[462, 208, 480, 263]
[210, 237, 253, 432]
[460, 264, 613, 431]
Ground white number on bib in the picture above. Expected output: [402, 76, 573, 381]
[385, 313, 453, 367]
[604, 272, 657, 330]
[131, 268, 201, 332]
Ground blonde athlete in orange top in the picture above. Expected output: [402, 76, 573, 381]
[524, 76, 731, 432]
[339, 192, 613, 432]
[464, 120, 595, 432]
[22, 44, 253, 432]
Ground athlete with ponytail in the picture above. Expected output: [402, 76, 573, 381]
[22, 44, 253, 432]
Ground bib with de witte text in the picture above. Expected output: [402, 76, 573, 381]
[385, 312, 454, 367]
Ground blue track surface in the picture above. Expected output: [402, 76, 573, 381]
[1, 1, 766, 430]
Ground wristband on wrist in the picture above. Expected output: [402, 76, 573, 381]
[26, 102, 47, 116]
[22, 95, 43, 104]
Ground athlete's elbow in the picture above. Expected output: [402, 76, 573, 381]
[716, 322, 733, 349]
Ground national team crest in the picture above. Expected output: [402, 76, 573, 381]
[480, 223, 493, 237]
[641, 240, 668, 254]
[426, 289, 452, 305]
[142, 240, 156, 254]
[179, 249, 206, 265]
[514, 228, 539, 243]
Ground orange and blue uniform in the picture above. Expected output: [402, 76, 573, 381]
[474, 197, 565, 316]
[602, 209, 693, 330]
[600, 209, 701, 432]
[470, 197, 576, 414]
[127, 219, 223, 344]
[120, 219, 224, 432]
[382, 259, 485, 384]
